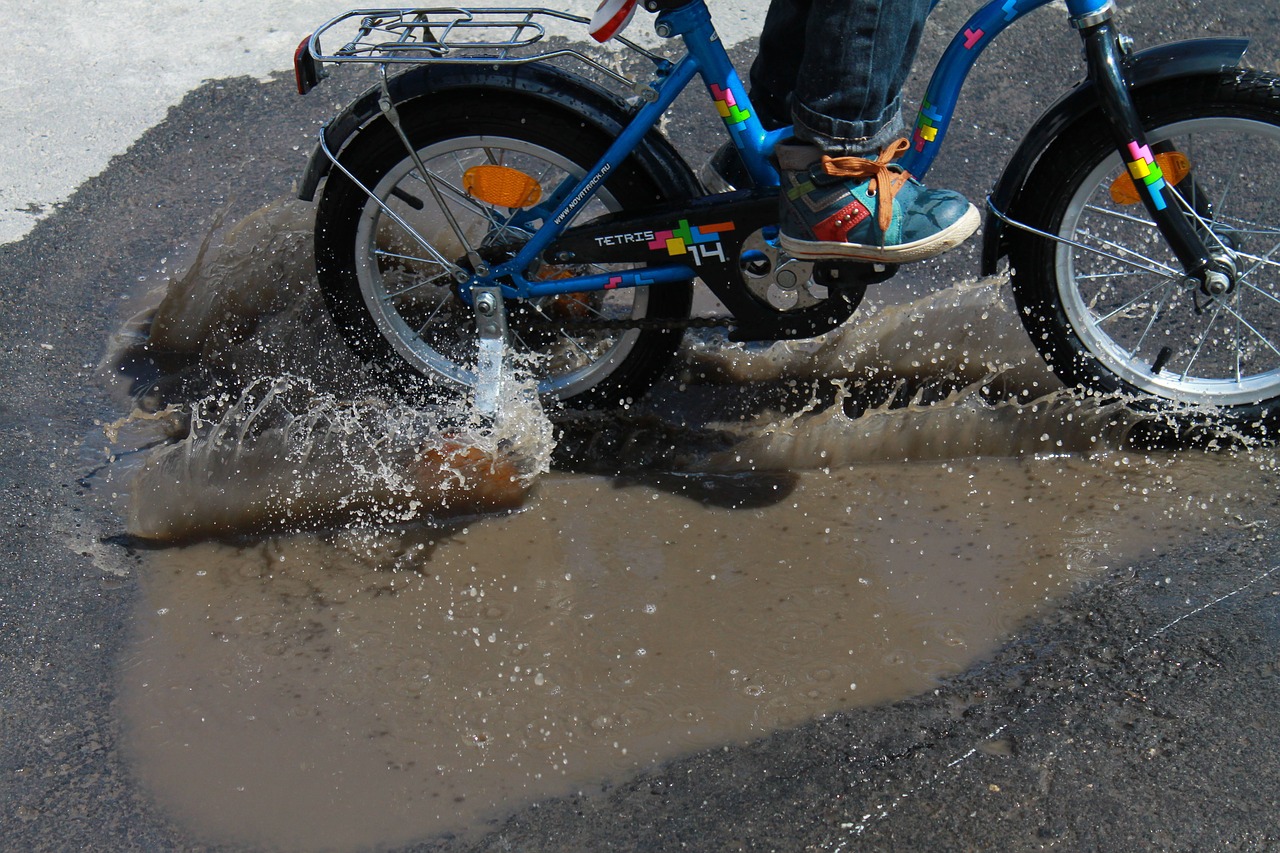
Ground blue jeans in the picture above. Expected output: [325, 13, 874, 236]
[749, 0, 934, 157]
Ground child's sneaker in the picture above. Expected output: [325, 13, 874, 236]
[777, 138, 979, 263]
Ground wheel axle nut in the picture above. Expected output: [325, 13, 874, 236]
[1204, 270, 1231, 295]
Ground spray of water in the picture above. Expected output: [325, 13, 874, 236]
[688, 277, 1056, 392]
[116, 198, 555, 542]
[708, 381, 1142, 470]
[125, 376, 549, 542]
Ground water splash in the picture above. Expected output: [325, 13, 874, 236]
[145, 199, 317, 357]
[708, 382, 1142, 470]
[114, 198, 554, 542]
[125, 376, 549, 542]
[688, 276, 1057, 394]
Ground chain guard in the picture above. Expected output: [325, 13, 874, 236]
[544, 187, 896, 341]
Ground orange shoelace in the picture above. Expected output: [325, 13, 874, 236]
[819, 137, 912, 234]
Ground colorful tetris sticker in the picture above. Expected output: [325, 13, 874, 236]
[911, 0, 1020, 155]
[912, 98, 945, 152]
[710, 83, 751, 127]
[606, 273, 659, 289]
[1125, 141, 1168, 210]
[649, 219, 735, 256]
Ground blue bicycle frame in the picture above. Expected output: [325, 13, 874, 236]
[474, 0, 1212, 302]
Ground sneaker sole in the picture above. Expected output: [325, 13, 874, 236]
[779, 204, 981, 264]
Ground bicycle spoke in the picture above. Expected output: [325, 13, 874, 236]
[1236, 249, 1280, 271]
[528, 302, 603, 360]
[1242, 278, 1280, 308]
[412, 292, 453, 338]
[406, 164, 498, 223]
[374, 247, 454, 271]
[1216, 162, 1237, 214]
[1180, 298, 1227, 380]
[1234, 294, 1244, 384]
[1093, 277, 1173, 326]
[553, 328, 600, 363]
[381, 273, 451, 302]
[1082, 202, 1157, 229]
[1127, 281, 1177, 358]
[575, 296, 618, 323]
[1171, 192, 1239, 256]
[1074, 228, 1180, 278]
[1233, 237, 1280, 282]
[1209, 219, 1280, 236]
[506, 325, 537, 357]
[1221, 299, 1280, 361]
[1076, 269, 1161, 283]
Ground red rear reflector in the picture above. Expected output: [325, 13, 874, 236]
[294, 35, 321, 94]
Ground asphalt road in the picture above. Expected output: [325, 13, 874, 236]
[3, 1, 1280, 850]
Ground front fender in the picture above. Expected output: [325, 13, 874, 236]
[294, 63, 699, 203]
[981, 37, 1249, 275]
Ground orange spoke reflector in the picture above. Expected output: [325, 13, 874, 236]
[546, 293, 594, 321]
[1109, 151, 1191, 205]
[463, 164, 542, 208]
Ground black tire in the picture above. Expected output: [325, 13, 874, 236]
[315, 89, 693, 408]
[1007, 70, 1280, 436]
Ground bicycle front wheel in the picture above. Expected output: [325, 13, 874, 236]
[315, 90, 692, 407]
[1008, 70, 1280, 435]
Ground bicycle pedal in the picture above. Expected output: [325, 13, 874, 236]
[772, 254, 899, 290]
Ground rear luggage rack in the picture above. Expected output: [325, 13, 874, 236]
[304, 7, 668, 95]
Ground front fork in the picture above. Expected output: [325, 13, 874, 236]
[1079, 15, 1238, 299]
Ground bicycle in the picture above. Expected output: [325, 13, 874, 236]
[293, 0, 1280, 436]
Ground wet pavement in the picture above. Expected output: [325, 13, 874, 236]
[4, 1, 1280, 850]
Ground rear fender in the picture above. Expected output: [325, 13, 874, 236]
[295, 63, 698, 203]
[982, 37, 1249, 275]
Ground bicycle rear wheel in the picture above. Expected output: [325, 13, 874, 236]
[315, 90, 692, 407]
[1008, 70, 1280, 436]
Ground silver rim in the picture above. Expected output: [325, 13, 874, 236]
[353, 134, 650, 399]
[1056, 116, 1280, 408]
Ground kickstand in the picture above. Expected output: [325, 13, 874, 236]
[471, 286, 509, 421]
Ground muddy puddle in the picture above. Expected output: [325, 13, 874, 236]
[103, 199, 1277, 850]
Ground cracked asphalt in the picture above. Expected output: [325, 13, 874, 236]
[3, 1, 1280, 849]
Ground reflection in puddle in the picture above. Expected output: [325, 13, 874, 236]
[109, 199, 1277, 850]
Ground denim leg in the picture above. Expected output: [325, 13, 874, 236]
[748, 0, 809, 130]
[749, 0, 933, 156]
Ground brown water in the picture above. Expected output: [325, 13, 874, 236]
[107, 199, 1278, 850]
